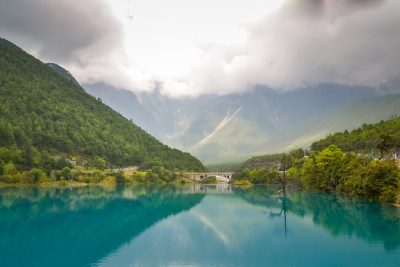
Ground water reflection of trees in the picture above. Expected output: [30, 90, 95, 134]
[235, 185, 400, 250]
[0, 185, 205, 267]
[269, 196, 289, 237]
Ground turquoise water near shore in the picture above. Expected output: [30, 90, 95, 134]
[0, 184, 399, 267]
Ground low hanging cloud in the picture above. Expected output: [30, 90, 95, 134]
[0, 0, 157, 93]
[161, 0, 400, 97]
[0, 0, 399, 98]
[0, 0, 156, 92]
[0, 0, 122, 63]
[285, 0, 384, 18]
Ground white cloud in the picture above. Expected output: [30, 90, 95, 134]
[155, 0, 399, 97]
[0, 0, 122, 62]
[1, 0, 399, 97]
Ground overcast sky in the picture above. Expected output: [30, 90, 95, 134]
[0, 0, 399, 97]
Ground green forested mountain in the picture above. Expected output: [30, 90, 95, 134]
[311, 116, 400, 158]
[0, 37, 206, 172]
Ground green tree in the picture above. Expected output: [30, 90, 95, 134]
[115, 171, 126, 184]
[40, 150, 55, 175]
[290, 148, 305, 159]
[235, 168, 251, 181]
[0, 147, 12, 163]
[377, 133, 396, 159]
[0, 122, 15, 147]
[29, 168, 43, 182]
[3, 161, 17, 175]
[93, 156, 106, 170]
[0, 160, 4, 175]
[363, 160, 400, 202]
[337, 152, 363, 195]
[300, 156, 319, 190]
[61, 167, 71, 180]
[314, 145, 344, 191]
[55, 158, 72, 170]
[131, 172, 146, 183]
[159, 169, 171, 182]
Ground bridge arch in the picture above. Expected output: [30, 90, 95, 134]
[181, 172, 234, 182]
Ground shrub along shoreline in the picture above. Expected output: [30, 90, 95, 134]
[0, 165, 198, 186]
[2, 145, 400, 205]
[233, 145, 400, 205]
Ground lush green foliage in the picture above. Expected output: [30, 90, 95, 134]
[0, 37, 206, 176]
[235, 116, 400, 203]
[311, 116, 400, 158]
[0, 163, 187, 185]
[233, 167, 281, 184]
[298, 145, 400, 202]
[234, 146, 400, 203]
[201, 176, 217, 184]
[233, 148, 305, 185]
[235, 153, 288, 172]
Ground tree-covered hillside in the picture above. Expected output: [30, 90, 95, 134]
[311, 116, 400, 158]
[237, 116, 400, 174]
[233, 116, 400, 204]
[234, 148, 306, 173]
[46, 63, 80, 86]
[0, 37, 206, 172]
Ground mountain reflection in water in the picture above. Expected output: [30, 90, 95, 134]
[0, 184, 399, 267]
[0, 185, 204, 267]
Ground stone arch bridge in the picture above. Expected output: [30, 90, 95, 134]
[181, 172, 233, 182]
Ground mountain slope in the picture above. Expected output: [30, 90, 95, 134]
[0, 37, 206, 171]
[46, 63, 80, 86]
[263, 93, 400, 155]
[84, 82, 394, 163]
[310, 111, 400, 154]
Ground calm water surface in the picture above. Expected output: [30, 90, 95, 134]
[0, 184, 399, 267]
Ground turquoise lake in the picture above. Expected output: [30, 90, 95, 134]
[0, 184, 400, 267]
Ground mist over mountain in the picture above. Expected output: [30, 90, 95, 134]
[1, 0, 399, 166]
[83, 82, 400, 163]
